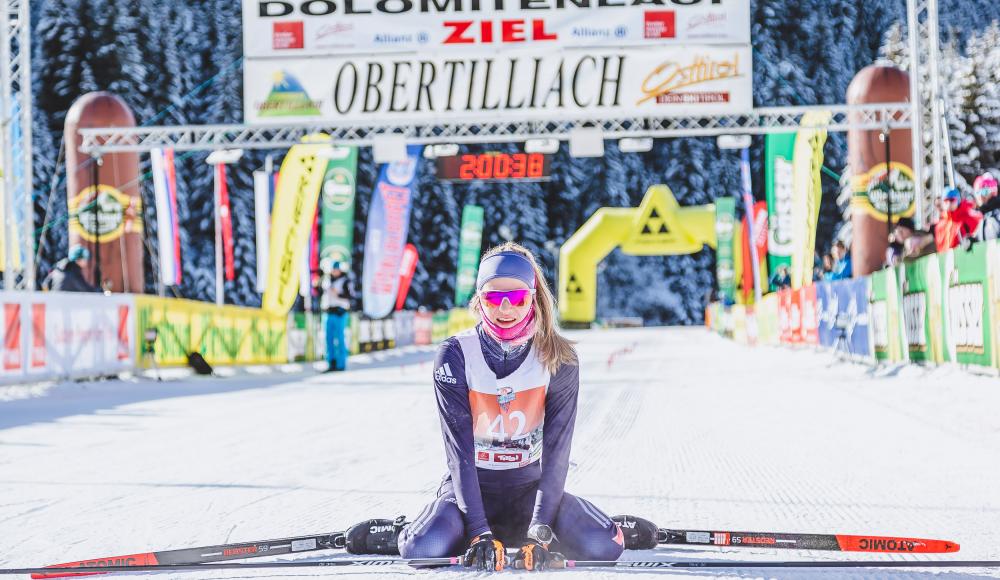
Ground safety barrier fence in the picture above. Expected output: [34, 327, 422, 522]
[708, 239, 1000, 370]
[0, 291, 477, 384]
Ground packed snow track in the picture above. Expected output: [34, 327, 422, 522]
[2, 327, 999, 579]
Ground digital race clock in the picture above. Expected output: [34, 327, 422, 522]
[436, 153, 552, 182]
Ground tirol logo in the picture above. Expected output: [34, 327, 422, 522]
[69, 185, 138, 243]
[639, 53, 741, 105]
[257, 71, 321, 117]
[322, 166, 355, 211]
[948, 283, 984, 354]
[852, 162, 917, 219]
[273, 21, 304, 50]
[494, 452, 522, 463]
[644, 11, 676, 39]
[769, 156, 794, 255]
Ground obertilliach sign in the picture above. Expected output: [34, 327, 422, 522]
[241, 0, 752, 123]
[243, 45, 752, 122]
[242, 0, 751, 57]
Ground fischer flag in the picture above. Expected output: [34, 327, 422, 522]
[216, 164, 235, 281]
[395, 244, 419, 311]
[150, 148, 182, 286]
[261, 139, 327, 315]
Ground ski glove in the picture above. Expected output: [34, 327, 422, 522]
[463, 533, 505, 572]
[515, 541, 563, 570]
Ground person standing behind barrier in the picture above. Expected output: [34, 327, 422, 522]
[321, 261, 354, 373]
[829, 241, 853, 280]
[973, 173, 1000, 241]
[934, 187, 983, 251]
[41, 245, 101, 293]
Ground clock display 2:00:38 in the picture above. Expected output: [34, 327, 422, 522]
[436, 153, 552, 181]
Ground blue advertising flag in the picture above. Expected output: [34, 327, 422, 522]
[362, 145, 423, 319]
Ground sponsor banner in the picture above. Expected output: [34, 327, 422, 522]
[253, 170, 274, 293]
[869, 267, 905, 361]
[731, 304, 747, 344]
[362, 145, 422, 319]
[455, 204, 485, 307]
[990, 240, 1000, 369]
[150, 148, 182, 286]
[789, 110, 831, 289]
[319, 146, 359, 269]
[714, 196, 736, 304]
[777, 287, 791, 343]
[448, 307, 478, 337]
[135, 296, 287, 367]
[799, 285, 818, 344]
[394, 310, 415, 347]
[262, 139, 328, 315]
[763, 133, 795, 282]
[431, 310, 451, 343]
[0, 292, 135, 383]
[944, 243, 994, 367]
[842, 277, 872, 358]
[902, 253, 943, 363]
[756, 293, 779, 345]
[242, 0, 751, 58]
[243, 45, 753, 123]
[414, 310, 434, 345]
[816, 281, 835, 347]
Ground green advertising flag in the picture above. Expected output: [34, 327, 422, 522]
[455, 205, 485, 306]
[764, 133, 796, 281]
[319, 146, 358, 269]
[714, 197, 736, 304]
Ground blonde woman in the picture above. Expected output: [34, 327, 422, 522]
[389, 242, 625, 571]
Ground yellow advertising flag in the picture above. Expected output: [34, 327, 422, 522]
[789, 110, 832, 289]
[261, 141, 329, 315]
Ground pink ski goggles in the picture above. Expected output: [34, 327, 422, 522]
[480, 289, 536, 308]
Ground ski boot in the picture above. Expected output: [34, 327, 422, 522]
[612, 515, 659, 550]
[345, 515, 406, 555]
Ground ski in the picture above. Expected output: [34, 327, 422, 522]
[658, 528, 960, 554]
[4, 558, 458, 576]
[4, 557, 1000, 576]
[30, 531, 346, 579]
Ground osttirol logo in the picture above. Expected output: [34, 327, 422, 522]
[322, 166, 355, 211]
[851, 162, 916, 220]
[69, 185, 138, 243]
[259, 71, 321, 117]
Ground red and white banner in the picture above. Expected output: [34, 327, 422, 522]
[151, 148, 182, 286]
[216, 165, 236, 282]
[0, 292, 136, 383]
[241, 0, 750, 58]
[395, 243, 419, 311]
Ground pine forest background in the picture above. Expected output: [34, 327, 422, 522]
[30, 0, 1000, 324]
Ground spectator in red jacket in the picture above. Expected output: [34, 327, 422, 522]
[934, 188, 983, 251]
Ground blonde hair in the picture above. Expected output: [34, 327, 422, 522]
[469, 242, 577, 373]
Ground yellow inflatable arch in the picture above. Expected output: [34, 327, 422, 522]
[558, 185, 717, 325]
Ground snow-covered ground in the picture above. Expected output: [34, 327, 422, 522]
[2, 327, 999, 579]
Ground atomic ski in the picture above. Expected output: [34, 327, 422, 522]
[658, 528, 959, 554]
[30, 531, 346, 579]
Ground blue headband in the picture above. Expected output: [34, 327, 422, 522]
[476, 251, 536, 290]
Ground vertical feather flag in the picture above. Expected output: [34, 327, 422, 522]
[253, 170, 273, 293]
[216, 164, 235, 282]
[151, 148, 182, 286]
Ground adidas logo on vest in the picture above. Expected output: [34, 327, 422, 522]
[435, 363, 458, 384]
